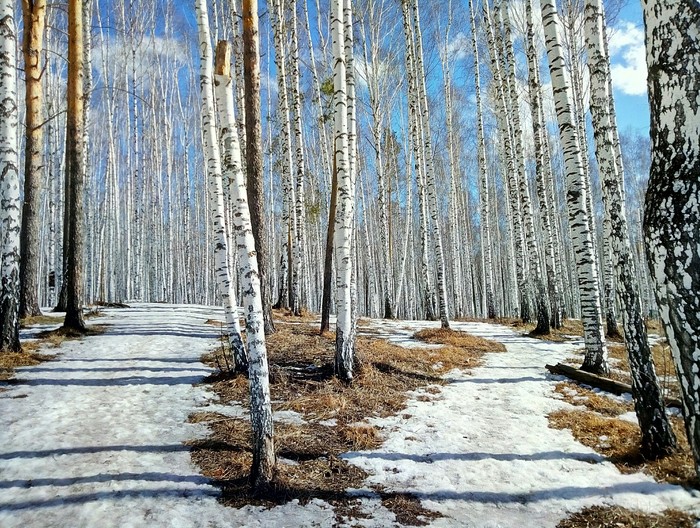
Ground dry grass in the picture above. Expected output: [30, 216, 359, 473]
[0, 348, 56, 381]
[548, 409, 697, 487]
[500, 318, 585, 342]
[413, 327, 506, 352]
[190, 320, 491, 520]
[379, 492, 443, 526]
[607, 343, 679, 401]
[554, 382, 633, 417]
[558, 505, 695, 528]
[19, 314, 64, 328]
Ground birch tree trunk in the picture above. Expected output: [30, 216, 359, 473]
[19, 0, 47, 319]
[215, 39, 275, 489]
[584, 0, 677, 458]
[0, 0, 21, 352]
[409, 0, 450, 329]
[525, 0, 562, 329]
[333, 0, 356, 382]
[642, 0, 700, 475]
[540, 0, 608, 374]
[484, 0, 530, 324]
[243, 0, 275, 335]
[500, 0, 550, 334]
[469, 0, 496, 319]
[196, 1, 247, 372]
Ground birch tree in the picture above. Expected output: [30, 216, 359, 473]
[642, 0, 700, 475]
[499, 0, 550, 334]
[0, 0, 21, 352]
[469, 0, 496, 319]
[540, 0, 608, 373]
[215, 39, 276, 492]
[196, 1, 248, 372]
[333, 0, 357, 381]
[524, 0, 562, 329]
[19, 0, 47, 319]
[584, 0, 676, 457]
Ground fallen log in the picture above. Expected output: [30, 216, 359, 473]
[545, 363, 683, 409]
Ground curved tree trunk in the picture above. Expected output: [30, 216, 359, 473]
[642, 0, 700, 476]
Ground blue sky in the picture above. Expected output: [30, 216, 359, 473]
[607, 1, 649, 132]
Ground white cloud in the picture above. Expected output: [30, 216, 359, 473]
[445, 31, 471, 62]
[607, 21, 647, 96]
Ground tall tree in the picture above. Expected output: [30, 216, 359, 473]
[196, 2, 248, 372]
[63, 0, 86, 332]
[540, 0, 608, 373]
[243, 0, 275, 335]
[584, 0, 676, 458]
[19, 0, 47, 319]
[642, 0, 700, 475]
[215, 39, 276, 492]
[525, 0, 562, 329]
[333, 0, 357, 381]
[0, 0, 21, 352]
[469, 0, 496, 319]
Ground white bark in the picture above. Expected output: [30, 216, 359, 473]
[541, 0, 608, 374]
[642, 0, 700, 473]
[215, 38, 275, 486]
[0, 0, 21, 352]
[332, 0, 356, 382]
[196, 0, 247, 371]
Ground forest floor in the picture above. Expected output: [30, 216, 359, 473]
[0, 304, 698, 527]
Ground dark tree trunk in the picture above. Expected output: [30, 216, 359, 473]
[243, 0, 274, 337]
[63, 0, 86, 333]
[242, 0, 276, 490]
[19, 0, 47, 320]
[320, 150, 338, 335]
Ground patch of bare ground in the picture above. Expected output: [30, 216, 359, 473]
[379, 492, 442, 526]
[548, 409, 697, 487]
[554, 382, 633, 417]
[0, 347, 57, 381]
[413, 327, 507, 353]
[19, 314, 64, 328]
[557, 505, 695, 528]
[190, 321, 500, 521]
[498, 318, 585, 342]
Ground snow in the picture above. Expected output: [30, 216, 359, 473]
[1, 305, 698, 527]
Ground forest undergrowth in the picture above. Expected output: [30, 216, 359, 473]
[189, 312, 504, 523]
[549, 347, 697, 489]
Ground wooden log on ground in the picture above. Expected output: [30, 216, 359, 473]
[545, 363, 683, 409]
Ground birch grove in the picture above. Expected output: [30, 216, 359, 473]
[0, 0, 697, 478]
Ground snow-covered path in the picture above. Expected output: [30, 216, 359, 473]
[0, 305, 335, 527]
[349, 320, 700, 527]
[0, 306, 698, 527]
